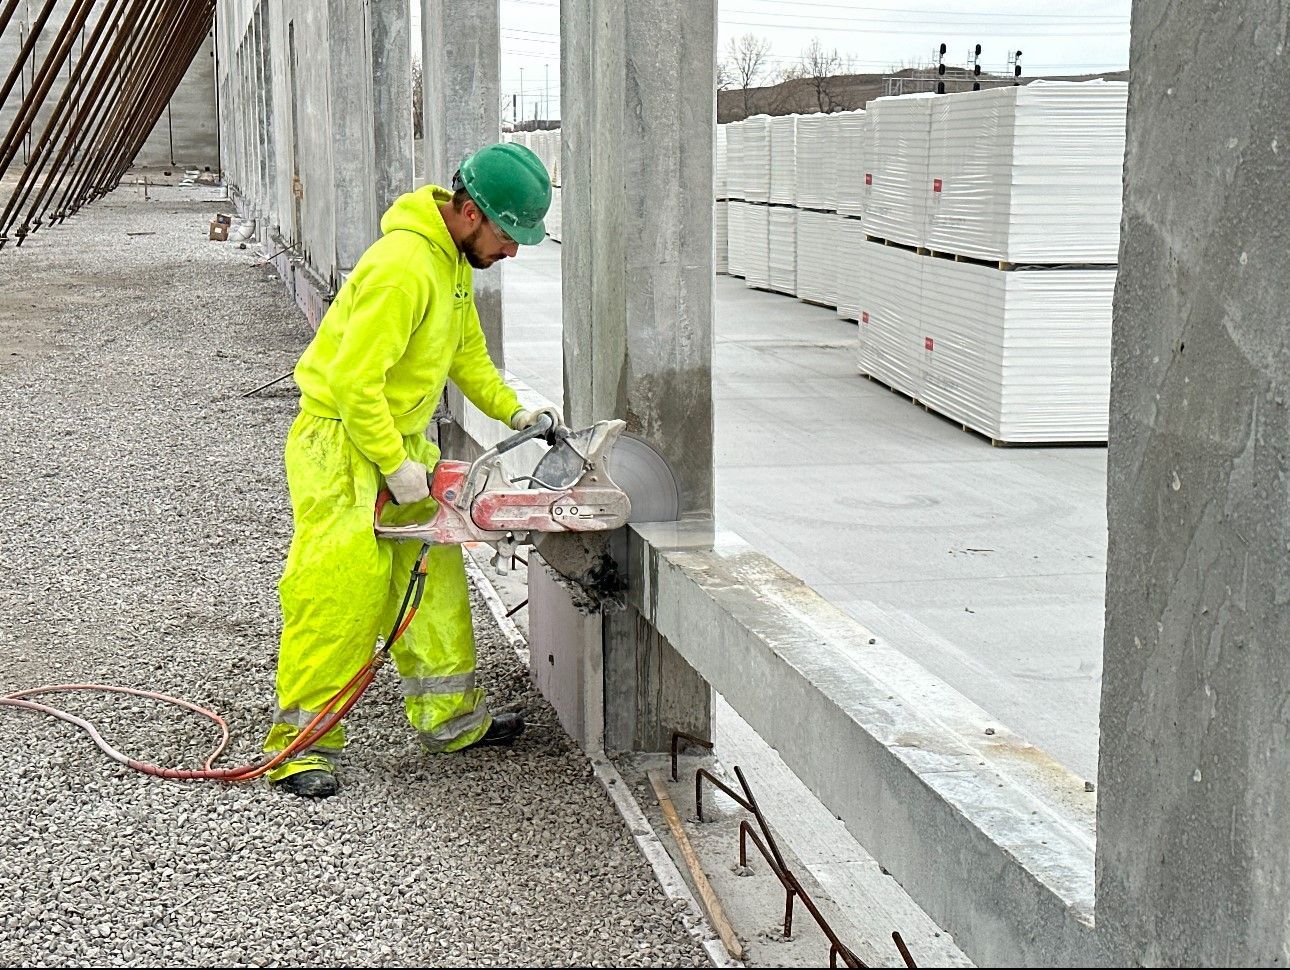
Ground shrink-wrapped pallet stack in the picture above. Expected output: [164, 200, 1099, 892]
[716, 81, 1128, 445]
[924, 81, 1128, 263]
[850, 82, 1126, 443]
[766, 115, 798, 294]
[724, 119, 749, 278]
[794, 114, 837, 212]
[862, 94, 936, 247]
[795, 210, 841, 307]
[834, 217, 869, 321]
[833, 109, 869, 220]
[715, 123, 729, 274]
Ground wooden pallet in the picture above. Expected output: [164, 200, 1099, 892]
[856, 371, 1107, 449]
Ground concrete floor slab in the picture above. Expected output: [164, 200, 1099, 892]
[504, 240, 1108, 779]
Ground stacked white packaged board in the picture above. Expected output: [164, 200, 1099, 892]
[727, 201, 750, 278]
[725, 120, 747, 201]
[925, 81, 1128, 263]
[715, 200, 729, 274]
[795, 114, 837, 211]
[835, 217, 869, 321]
[834, 109, 868, 218]
[864, 94, 936, 247]
[743, 115, 772, 203]
[769, 114, 798, 205]
[920, 261, 1114, 441]
[795, 211, 840, 306]
[768, 207, 797, 294]
[547, 185, 562, 242]
[744, 203, 771, 289]
[854, 240, 925, 399]
[716, 123, 728, 200]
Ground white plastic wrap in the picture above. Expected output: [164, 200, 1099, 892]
[834, 109, 868, 218]
[716, 123, 729, 200]
[546, 185, 562, 242]
[920, 260, 1114, 442]
[864, 94, 936, 247]
[925, 81, 1128, 263]
[715, 200, 729, 274]
[744, 204, 771, 289]
[853, 239, 925, 399]
[727, 201, 750, 277]
[835, 217, 868, 321]
[527, 130, 558, 186]
[768, 206, 797, 294]
[795, 210, 840, 306]
[794, 114, 836, 211]
[743, 115, 772, 203]
[769, 114, 798, 205]
[724, 120, 747, 201]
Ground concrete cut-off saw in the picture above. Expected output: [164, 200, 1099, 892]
[375, 413, 682, 595]
[0, 413, 678, 784]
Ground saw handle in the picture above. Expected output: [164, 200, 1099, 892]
[375, 417, 554, 523]
[495, 412, 559, 455]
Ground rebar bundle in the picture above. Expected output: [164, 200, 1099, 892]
[0, 0, 215, 247]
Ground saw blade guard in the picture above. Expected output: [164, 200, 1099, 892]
[530, 424, 682, 524]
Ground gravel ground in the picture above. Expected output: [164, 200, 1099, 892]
[0, 186, 712, 968]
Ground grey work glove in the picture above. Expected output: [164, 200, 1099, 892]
[384, 458, 431, 505]
[510, 405, 562, 432]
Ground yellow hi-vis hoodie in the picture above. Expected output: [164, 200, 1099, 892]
[294, 184, 522, 474]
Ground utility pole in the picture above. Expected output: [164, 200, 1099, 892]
[544, 62, 549, 121]
[519, 66, 524, 129]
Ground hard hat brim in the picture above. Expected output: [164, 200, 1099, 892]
[505, 219, 547, 246]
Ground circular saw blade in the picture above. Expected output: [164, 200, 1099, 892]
[608, 432, 682, 523]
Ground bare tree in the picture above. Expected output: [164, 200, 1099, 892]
[724, 33, 772, 116]
[412, 56, 423, 139]
[787, 38, 852, 113]
[716, 58, 734, 92]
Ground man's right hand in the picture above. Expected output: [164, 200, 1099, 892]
[385, 458, 431, 505]
[510, 405, 562, 432]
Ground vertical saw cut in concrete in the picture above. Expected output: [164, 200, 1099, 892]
[531, 428, 682, 603]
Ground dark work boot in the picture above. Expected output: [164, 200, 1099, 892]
[273, 768, 340, 799]
[462, 712, 525, 750]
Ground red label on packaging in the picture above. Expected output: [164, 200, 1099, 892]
[865, 173, 873, 186]
[861, 311, 870, 324]
[933, 178, 943, 192]
[925, 337, 934, 351]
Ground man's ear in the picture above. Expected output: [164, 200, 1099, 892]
[463, 198, 480, 224]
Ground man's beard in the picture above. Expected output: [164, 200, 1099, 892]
[462, 223, 494, 269]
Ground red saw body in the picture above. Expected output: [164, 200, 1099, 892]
[373, 417, 680, 578]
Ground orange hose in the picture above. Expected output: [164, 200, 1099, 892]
[0, 542, 431, 784]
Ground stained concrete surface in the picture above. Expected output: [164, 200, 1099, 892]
[504, 240, 1106, 780]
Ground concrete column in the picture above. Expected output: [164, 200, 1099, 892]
[327, 0, 378, 282]
[1096, 1, 1290, 964]
[249, 13, 266, 221]
[558, 0, 716, 753]
[253, 9, 276, 233]
[420, 0, 503, 363]
[369, 0, 413, 214]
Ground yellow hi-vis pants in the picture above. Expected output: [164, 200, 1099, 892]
[263, 412, 490, 781]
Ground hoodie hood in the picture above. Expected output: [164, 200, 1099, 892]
[379, 184, 458, 257]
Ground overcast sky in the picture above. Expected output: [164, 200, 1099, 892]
[438, 0, 1133, 124]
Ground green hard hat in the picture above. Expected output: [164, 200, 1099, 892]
[455, 142, 552, 246]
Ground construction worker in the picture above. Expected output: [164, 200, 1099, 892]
[264, 143, 558, 798]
